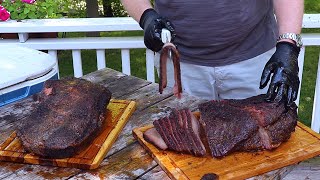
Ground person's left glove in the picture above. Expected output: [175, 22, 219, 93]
[139, 8, 176, 52]
[260, 41, 300, 107]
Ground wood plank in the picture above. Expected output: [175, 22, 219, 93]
[69, 142, 157, 180]
[121, 83, 173, 112]
[105, 75, 152, 98]
[0, 162, 28, 179]
[0, 97, 36, 128]
[1, 165, 81, 180]
[133, 122, 320, 180]
[0, 100, 136, 170]
[283, 156, 320, 180]
[82, 67, 126, 85]
[138, 165, 171, 180]
[83, 67, 152, 99]
[248, 165, 296, 180]
[0, 98, 37, 145]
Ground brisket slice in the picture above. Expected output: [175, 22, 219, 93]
[147, 108, 206, 156]
[199, 94, 298, 157]
[17, 77, 112, 158]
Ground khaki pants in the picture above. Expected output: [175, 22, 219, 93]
[154, 48, 276, 100]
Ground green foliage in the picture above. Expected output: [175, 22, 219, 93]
[58, 0, 128, 18]
[1, 0, 63, 20]
[108, 0, 128, 17]
[305, 0, 320, 13]
[61, 0, 87, 18]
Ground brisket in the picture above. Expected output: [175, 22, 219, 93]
[199, 94, 297, 157]
[198, 101, 259, 158]
[17, 77, 112, 158]
[143, 94, 298, 158]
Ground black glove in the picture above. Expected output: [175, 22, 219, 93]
[260, 41, 300, 107]
[139, 8, 176, 52]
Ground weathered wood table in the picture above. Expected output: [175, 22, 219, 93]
[0, 68, 319, 179]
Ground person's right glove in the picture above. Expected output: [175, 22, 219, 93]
[139, 8, 175, 52]
[260, 41, 300, 107]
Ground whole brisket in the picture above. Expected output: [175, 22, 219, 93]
[143, 94, 298, 158]
[17, 78, 112, 158]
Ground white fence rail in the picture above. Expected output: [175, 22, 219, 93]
[0, 15, 320, 132]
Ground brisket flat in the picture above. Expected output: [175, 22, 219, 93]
[17, 77, 112, 158]
[143, 94, 298, 158]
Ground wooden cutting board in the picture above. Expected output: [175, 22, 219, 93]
[133, 113, 320, 180]
[0, 99, 136, 170]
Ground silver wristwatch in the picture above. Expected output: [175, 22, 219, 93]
[277, 33, 303, 48]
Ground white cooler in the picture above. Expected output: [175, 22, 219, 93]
[0, 45, 58, 107]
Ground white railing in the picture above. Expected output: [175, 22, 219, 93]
[0, 14, 320, 132]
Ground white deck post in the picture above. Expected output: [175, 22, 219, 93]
[72, 50, 83, 77]
[296, 47, 306, 107]
[96, 49, 106, 70]
[48, 50, 59, 78]
[121, 49, 131, 75]
[311, 53, 320, 133]
[146, 49, 155, 83]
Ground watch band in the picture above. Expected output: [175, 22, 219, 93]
[277, 33, 303, 48]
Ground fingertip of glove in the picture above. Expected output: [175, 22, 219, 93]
[259, 81, 267, 89]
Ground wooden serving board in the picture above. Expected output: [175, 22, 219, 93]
[0, 99, 136, 170]
[133, 114, 320, 180]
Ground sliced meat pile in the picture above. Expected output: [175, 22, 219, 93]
[143, 94, 298, 158]
[17, 77, 112, 158]
[144, 108, 206, 156]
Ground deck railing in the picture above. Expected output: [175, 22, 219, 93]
[1, 14, 320, 132]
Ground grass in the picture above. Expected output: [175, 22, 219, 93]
[58, 1, 320, 127]
[305, 0, 320, 13]
[58, 31, 146, 78]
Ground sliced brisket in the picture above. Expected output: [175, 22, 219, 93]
[17, 77, 112, 158]
[145, 108, 206, 156]
[144, 94, 298, 158]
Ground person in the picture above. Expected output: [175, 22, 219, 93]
[120, 0, 304, 107]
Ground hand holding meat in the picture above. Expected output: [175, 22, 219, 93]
[139, 9, 175, 52]
[260, 42, 300, 107]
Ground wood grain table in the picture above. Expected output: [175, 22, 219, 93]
[0, 68, 318, 180]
